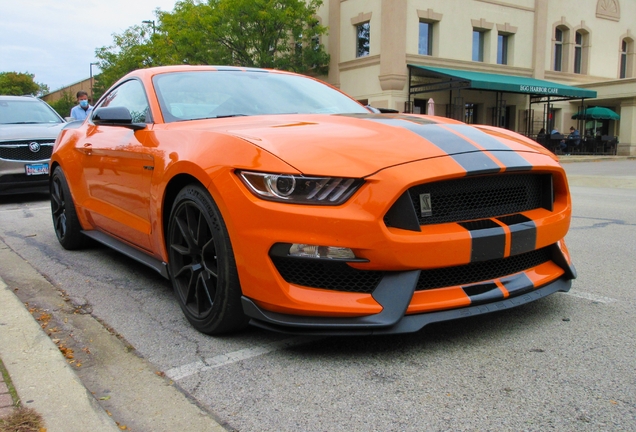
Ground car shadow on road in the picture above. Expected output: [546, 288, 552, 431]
[283, 294, 572, 357]
[0, 192, 49, 205]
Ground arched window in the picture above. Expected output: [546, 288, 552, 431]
[554, 27, 564, 71]
[620, 39, 629, 78]
[574, 31, 583, 73]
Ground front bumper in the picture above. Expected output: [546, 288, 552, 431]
[214, 151, 574, 324]
[242, 255, 575, 335]
[0, 159, 50, 194]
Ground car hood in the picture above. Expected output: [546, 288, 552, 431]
[0, 123, 65, 141]
[187, 113, 548, 177]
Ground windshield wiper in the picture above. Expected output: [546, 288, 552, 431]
[200, 114, 249, 120]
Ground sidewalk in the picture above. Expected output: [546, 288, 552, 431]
[0, 276, 121, 432]
[0, 239, 227, 432]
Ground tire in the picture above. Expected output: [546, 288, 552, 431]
[167, 185, 249, 335]
[50, 167, 89, 250]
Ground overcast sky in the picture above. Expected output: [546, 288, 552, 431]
[0, 0, 178, 92]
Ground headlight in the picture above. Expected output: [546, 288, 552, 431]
[237, 171, 364, 205]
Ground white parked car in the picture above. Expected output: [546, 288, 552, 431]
[0, 95, 65, 194]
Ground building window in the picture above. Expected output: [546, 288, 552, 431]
[620, 39, 628, 78]
[473, 31, 484, 62]
[554, 28, 563, 71]
[465, 104, 477, 124]
[356, 22, 370, 58]
[574, 31, 583, 73]
[497, 34, 509, 65]
[419, 21, 433, 55]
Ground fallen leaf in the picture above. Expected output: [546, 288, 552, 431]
[100, 396, 111, 401]
[155, 371, 165, 377]
[610, 400, 617, 404]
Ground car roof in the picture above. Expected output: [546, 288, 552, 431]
[128, 65, 291, 80]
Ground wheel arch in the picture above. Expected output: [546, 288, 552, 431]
[161, 174, 207, 245]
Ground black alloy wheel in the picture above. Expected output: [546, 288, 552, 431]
[50, 167, 88, 250]
[167, 185, 248, 334]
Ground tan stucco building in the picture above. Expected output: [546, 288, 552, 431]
[317, 0, 636, 155]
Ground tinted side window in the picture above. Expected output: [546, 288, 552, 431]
[95, 80, 150, 123]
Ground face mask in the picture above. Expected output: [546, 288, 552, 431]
[79, 100, 89, 108]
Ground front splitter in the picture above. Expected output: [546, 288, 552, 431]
[241, 276, 572, 336]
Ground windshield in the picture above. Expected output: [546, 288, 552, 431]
[0, 99, 63, 124]
[153, 70, 369, 123]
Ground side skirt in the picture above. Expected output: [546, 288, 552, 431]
[81, 230, 169, 279]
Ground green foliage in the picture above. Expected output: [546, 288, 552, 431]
[49, 91, 76, 118]
[93, 25, 156, 100]
[0, 72, 49, 96]
[93, 0, 329, 100]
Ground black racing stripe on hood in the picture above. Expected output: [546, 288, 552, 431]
[400, 123, 502, 175]
[446, 124, 534, 172]
[336, 113, 440, 124]
[364, 118, 530, 176]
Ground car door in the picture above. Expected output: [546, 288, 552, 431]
[77, 79, 155, 251]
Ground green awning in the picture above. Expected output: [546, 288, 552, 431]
[408, 65, 597, 99]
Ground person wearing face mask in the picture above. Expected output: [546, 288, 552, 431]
[70, 91, 93, 121]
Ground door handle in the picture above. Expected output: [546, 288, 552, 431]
[83, 143, 92, 156]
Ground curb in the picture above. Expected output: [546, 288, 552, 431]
[0, 277, 121, 432]
[558, 155, 636, 163]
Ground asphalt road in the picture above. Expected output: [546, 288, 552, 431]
[0, 159, 634, 431]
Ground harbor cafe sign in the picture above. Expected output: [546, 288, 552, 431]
[519, 84, 559, 95]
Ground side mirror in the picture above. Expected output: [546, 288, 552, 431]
[92, 106, 146, 130]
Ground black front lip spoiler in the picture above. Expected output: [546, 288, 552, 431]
[241, 274, 573, 336]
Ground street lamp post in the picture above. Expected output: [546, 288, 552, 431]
[89, 62, 98, 102]
[142, 20, 156, 34]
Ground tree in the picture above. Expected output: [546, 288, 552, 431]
[93, 25, 156, 99]
[49, 91, 76, 118]
[0, 72, 49, 96]
[93, 0, 329, 100]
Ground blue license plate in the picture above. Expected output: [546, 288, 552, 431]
[25, 163, 49, 176]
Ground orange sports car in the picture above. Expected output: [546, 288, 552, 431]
[50, 65, 576, 335]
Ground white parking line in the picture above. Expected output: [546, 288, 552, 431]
[565, 290, 617, 304]
[165, 336, 321, 381]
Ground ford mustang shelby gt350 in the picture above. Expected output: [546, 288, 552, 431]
[50, 65, 576, 335]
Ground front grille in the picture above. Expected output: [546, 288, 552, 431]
[271, 247, 552, 294]
[386, 173, 553, 228]
[416, 247, 551, 291]
[0, 140, 54, 161]
[271, 257, 383, 293]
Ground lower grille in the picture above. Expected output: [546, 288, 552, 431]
[271, 247, 552, 294]
[0, 141, 54, 161]
[271, 257, 383, 293]
[416, 247, 551, 291]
